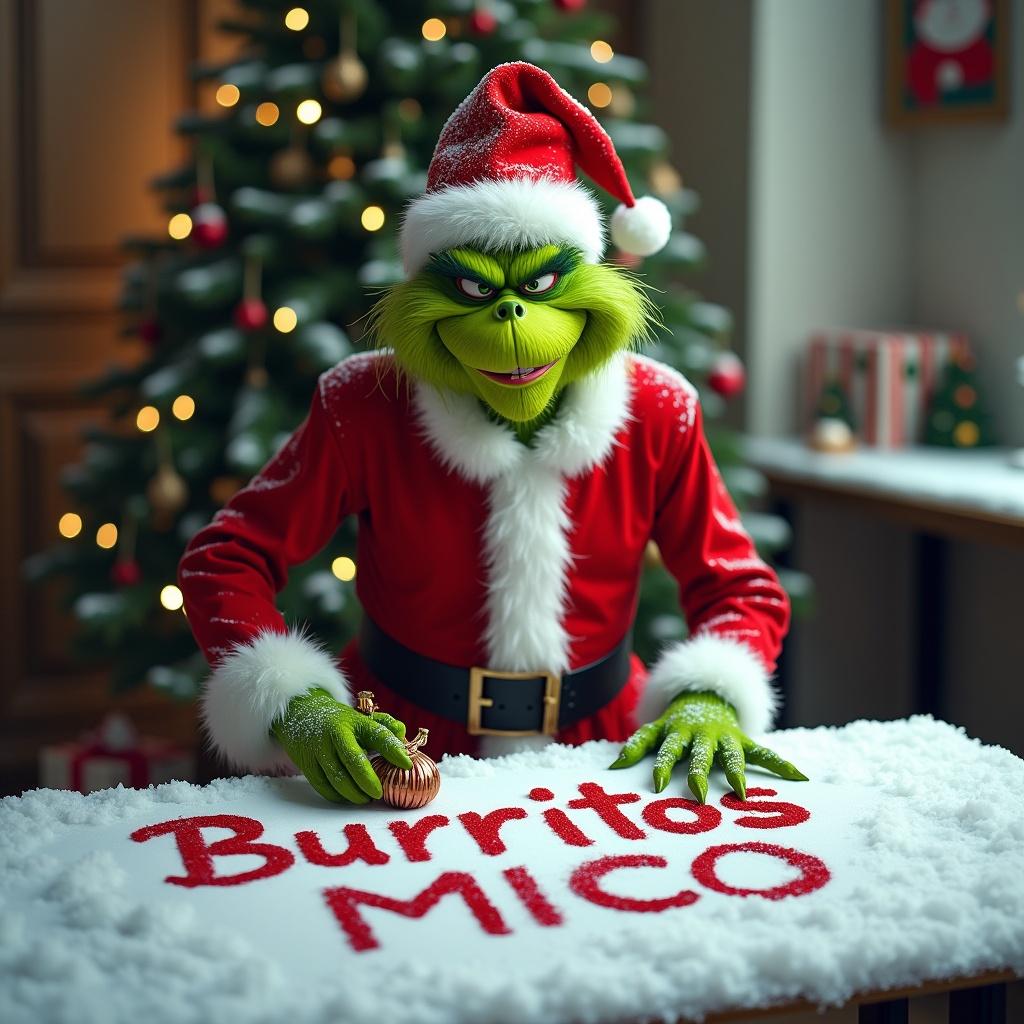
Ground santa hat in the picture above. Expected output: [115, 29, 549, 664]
[400, 62, 672, 278]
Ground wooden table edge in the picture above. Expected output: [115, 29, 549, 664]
[757, 468, 1024, 549]
[660, 967, 1020, 1023]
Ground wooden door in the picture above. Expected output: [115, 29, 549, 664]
[0, 0, 234, 796]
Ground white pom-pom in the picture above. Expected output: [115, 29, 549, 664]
[610, 195, 672, 257]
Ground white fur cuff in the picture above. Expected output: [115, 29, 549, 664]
[199, 630, 352, 773]
[637, 633, 779, 735]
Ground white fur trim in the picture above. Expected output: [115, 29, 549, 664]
[200, 630, 352, 773]
[610, 196, 672, 257]
[412, 352, 632, 707]
[401, 177, 605, 277]
[637, 633, 779, 735]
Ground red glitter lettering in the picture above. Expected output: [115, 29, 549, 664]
[388, 815, 450, 862]
[130, 814, 294, 888]
[296, 825, 390, 867]
[570, 854, 700, 913]
[642, 797, 722, 835]
[542, 807, 594, 847]
[503, 865, 564, 926]
[691, 842, 830, 900]
[458, 807, 529, 856]
[720, 788, 811, 829]
[567, 782, 645, 840]
[323, 871, 511, 952]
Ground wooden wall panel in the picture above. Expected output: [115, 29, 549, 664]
[0, 0, 234, 796]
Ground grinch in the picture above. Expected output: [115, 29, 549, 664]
[179, 63, 806, 807]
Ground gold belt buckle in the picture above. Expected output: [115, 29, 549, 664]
[466, 667, 562, 737]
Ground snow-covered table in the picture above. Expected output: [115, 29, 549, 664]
[743, 437, 1024, 548]
[2, 717, 1022, 1024]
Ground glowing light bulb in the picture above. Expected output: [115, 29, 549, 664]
[331, 556, 356, 581]
[284, 7, 309, 30]
[215, 83, 240, 107]
[590, 40, 614, 63]
[421, 17, 446, 41]
[96, 523, 118, 549]
[273, 306, 298, 333]
[58, 512, 82, 539]
[160, 584, 184, 611]
[587, 82, 613, 109]
[167, 213, 192, 240]
[256, 102, 280, 126]
[361, 205, 385, 232]
[172, 394, 195, 421]
[136, 406, 160, 432]
[296, 98, 322, 125]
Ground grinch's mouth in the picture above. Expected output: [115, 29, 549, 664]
[477, 360, 558, 387]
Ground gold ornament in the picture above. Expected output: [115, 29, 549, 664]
[356, 690, 378, 715]
[608, 84, 636, 118]
[808, 417, 857, 453]
[953, 420, 980, 447]
[246, 364, 269, 389]
[269, 145, 316, 189]
[322, 50, 367, 103]
[370, 724, 441, 809]
[147, 463, 188, 516]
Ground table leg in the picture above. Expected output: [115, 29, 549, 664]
[949, 982, 1006, 1023]
[859, 998, 908, 1023]
[914, 532, 948, 718]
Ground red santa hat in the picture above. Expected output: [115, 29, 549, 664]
[400, 62, 672, 277]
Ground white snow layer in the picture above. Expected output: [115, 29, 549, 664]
[744, 436, 1024, 518]
[1, 717, 1023, 1024]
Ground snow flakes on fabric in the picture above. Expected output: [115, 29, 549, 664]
[630, 354, 698, 435]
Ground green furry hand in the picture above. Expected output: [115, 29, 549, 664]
[271, 688, 412, 804]
[610, 691, 807, 803]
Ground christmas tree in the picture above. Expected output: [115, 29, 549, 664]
[30, 0, 806, 699]
[925, 347, 997, 448]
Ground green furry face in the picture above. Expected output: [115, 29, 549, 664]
[370, 244, 655, 427]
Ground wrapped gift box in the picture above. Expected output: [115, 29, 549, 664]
[39, 713, 195, 794]
[806, 329, 970, 448]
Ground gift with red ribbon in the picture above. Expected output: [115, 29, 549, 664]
[39, 713, 195, 794]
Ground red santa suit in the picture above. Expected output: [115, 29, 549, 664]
[179, 348, 790, 773]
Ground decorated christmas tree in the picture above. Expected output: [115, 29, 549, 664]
[30, 0, 806, 698]
[924, 347, 997, 448]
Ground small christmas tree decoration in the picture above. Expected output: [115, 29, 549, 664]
[190, 202, 228, 249]
[649, 161, 683, 197]
[808, 376, 856, 453]
[321, 13, 367, 104]
[370, 726, 440, 809]
[110, 558, 142, 587]
[209, 475, 244, 505]
[554, 0, 586, 11]
[147, 461, 189, 524]
[707, 351, 746, 399]
[925, 348, 996, 448]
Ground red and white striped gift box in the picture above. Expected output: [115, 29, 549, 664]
[805, 329, 970, 448]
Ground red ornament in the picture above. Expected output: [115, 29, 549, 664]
[234, 297, 269, 332]
[138, 318, 162, 346]
[111, 559, 142, 587]
[191, 202, 229, 249]
[553, 0, 586, 10]
[707, 351, 746, 399]
[468, 8, 498, 34]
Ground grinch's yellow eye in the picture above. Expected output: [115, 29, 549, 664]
[519, 272, 558, 295]
[455, 278, 494, 300]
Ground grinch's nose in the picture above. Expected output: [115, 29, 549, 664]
[493, 298, 527, 321]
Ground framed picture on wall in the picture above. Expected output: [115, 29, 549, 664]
[885, 0, 1011, 124]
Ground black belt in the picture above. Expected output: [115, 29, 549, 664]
[358, 616, 633, 737]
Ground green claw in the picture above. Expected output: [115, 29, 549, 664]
[608, 755, 629, 769]
[791, 768, 810, 782]
[688, 773, 708, 804]
[653, 769, 669, 793]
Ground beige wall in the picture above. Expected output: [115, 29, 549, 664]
[644, 0, 1024, 758]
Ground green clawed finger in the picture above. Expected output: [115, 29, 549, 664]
[333, 728, 384, 799]
[744, 742, 809, 782]
[652, 729, 691, 793]
[687, 733, 715, 804]
[358, 721, 414, 770]
[609, 722, 663, 769]
[316, 750, 370, 804]
[718, 734, 747, 801]
[302, 758, 347, 804]
[371, 711, 407, 741]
